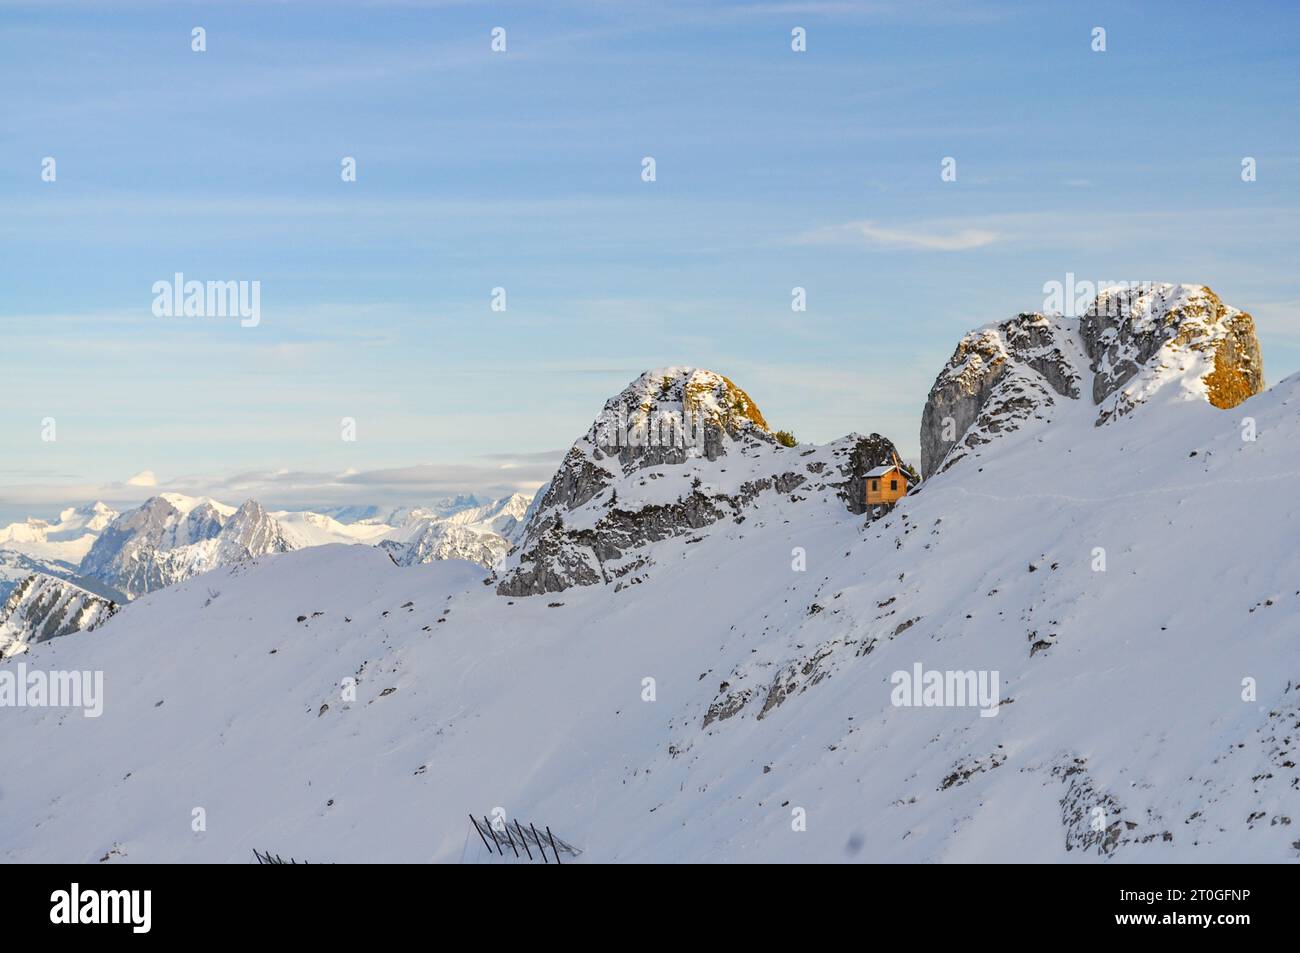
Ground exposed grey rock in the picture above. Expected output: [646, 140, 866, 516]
[920, 312, 1084, 477]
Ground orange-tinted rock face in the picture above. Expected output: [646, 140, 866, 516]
[1204, 311, 1265, 409]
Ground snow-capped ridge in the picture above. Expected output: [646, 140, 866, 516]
[0, 573, 119, 658]
[0, 501, 120, 564]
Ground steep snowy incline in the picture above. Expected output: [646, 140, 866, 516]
[0, 369, 1296, 862]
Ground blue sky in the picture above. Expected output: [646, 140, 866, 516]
[2, 0, 1299, 519]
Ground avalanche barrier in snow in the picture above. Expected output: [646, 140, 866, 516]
[466, 815, 581, 864]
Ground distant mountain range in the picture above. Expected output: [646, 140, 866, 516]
[0, 491, 531, 656]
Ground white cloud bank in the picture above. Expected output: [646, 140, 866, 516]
[0, 455, 565, 514]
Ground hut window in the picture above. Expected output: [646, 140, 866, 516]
[890, 479, 898, 491]
[871, 479, 878, 490]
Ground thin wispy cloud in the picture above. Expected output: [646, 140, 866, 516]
[798, 220, 1002, 252]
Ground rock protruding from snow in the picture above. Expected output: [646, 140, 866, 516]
[0, 574, 119, 657]
[921, 284, 1265, 476]
[497, 367, 907, 596]
[1081, 284, 1264, 424]
[921, 312, 1086, 478]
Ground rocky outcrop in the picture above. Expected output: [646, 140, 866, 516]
[0, 574, 119, 657]
[921, 285, 1265, 476]
[497, 367, 909, 596]
[1082, 284, 1263, 424]
[920, 312, 1085, 477]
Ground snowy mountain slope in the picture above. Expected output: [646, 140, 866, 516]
[921, 285, 1263, 476]
[3, 356, 1294, 862]
[272, 511, 395, 549]
[0, 574, 119, 658]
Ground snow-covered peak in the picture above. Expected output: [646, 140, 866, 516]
[0, 501, 120, 545]
[210, 500, 291, 564]
[156, 492, 238, 519]
[0, 501, 122, 564]
[53, 501, 118, 535]
[586, 367, 772, 462]
[498, 369, 907, 596]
